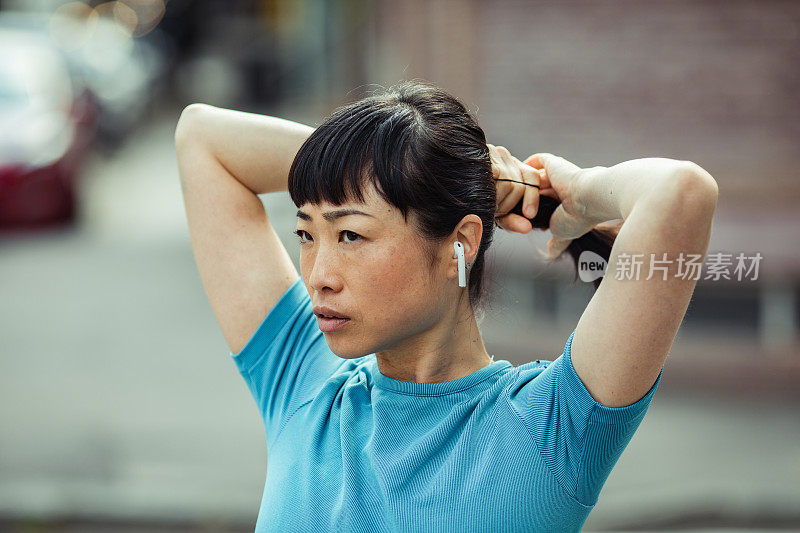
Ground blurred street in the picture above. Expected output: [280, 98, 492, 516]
[1, 108, 798, 531]
[2, 0, 800, 531]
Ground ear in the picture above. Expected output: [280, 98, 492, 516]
[447, 214, 483, 276]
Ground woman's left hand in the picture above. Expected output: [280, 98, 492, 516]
[522, 152, 605, 258]
[488, 144, 547, 234]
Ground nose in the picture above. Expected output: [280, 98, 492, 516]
[307, 246, 344, 294]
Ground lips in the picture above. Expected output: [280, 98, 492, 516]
[312, 306, 351, 333]
[313, 306, 350, 319]
[316, 316, 350, 333]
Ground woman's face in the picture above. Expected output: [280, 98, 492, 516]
[295, 182, 448, 358]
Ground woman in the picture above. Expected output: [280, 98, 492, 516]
[174, 80, 718, 532]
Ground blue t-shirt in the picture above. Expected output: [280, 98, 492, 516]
[230, 277, 662, 532]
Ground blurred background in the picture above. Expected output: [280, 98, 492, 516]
[0, 0, 798, 531]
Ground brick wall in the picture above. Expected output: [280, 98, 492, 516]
[372, 0, 800, 207]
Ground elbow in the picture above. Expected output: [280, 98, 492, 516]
[674, 162, 719, 215]
[174, 103, 213, 150]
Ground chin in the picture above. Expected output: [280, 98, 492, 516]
[323, 337, 374, 360]
[329, 347, 373, 360]
[333, 352, 369, 360]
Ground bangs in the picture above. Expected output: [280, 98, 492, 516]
[288, 99, 421, 223]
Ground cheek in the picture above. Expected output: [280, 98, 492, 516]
[362, 243, 423, 284]
[356, 244, 439, 316]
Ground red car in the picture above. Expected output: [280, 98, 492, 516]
[0, 29, 97, 230]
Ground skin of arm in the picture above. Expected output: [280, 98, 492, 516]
[568, 160, 719, 407]
[173, 105, 314, 354]
[576, 158, 718, 225]
[175, 103, 314, 195]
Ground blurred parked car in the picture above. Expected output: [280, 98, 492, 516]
[0, 10, 170, 153]
[0, 28, 97, 229]
[61, 16, 170, 151]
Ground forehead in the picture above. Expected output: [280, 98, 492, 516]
[296, 181, 397, 222]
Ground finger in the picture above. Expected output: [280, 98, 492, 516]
[519, 164, 540, 218]
[522, 162, 552, 196]
[488, 144, 503, 179]
[522, 159, 552, 190]
[546, 237, 571, 258]
[595, 219, 624, 232]
[538, 187, 559, 200]
[524, 153, 560, 171]
[496, 177, 524, 216]
[498, 147, 525, 176]
[532, 166, 551, 191]
[523, 154, 543, 169]
[548, 202, 595, 246]
[594, 219, 623, 237]
[496, 213, 517, 233]
[494, 144, 512, 159]
[528, 152, 583, 191]
[497, 213, 532, 234]
[490, 158, 501, 180]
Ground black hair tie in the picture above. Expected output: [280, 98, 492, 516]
[493, 178, 540, 189]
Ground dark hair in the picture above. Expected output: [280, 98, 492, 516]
[288, 79, 616, 317]
[288, 79, 497, 314]
[508, 197, 618, 291]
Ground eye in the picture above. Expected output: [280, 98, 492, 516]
[341, 230, 362, 244]
[294, 229, 362, 245]
[294, 229, 310, 244]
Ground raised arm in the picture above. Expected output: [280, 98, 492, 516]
[174, 104, 313, 354]
[175, 104, 314, 194]
[463, 148, 715, 406]
[569, 158, 718, 407]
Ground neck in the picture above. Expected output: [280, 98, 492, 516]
[374, 293, 493, 383]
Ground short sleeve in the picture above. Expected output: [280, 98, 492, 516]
[505, 327, 663, 506]
[230, 276, 344, 447]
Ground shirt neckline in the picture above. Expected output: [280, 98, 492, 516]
[368, 357, 513, 396]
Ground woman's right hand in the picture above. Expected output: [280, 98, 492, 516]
[488, 144, 546, 234]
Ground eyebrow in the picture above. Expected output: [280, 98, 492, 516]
[296, 208, 376, 223]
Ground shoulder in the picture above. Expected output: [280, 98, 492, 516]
[501, 358, 552, 386]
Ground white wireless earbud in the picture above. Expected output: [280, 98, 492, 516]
[453, 241, 466, 288]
